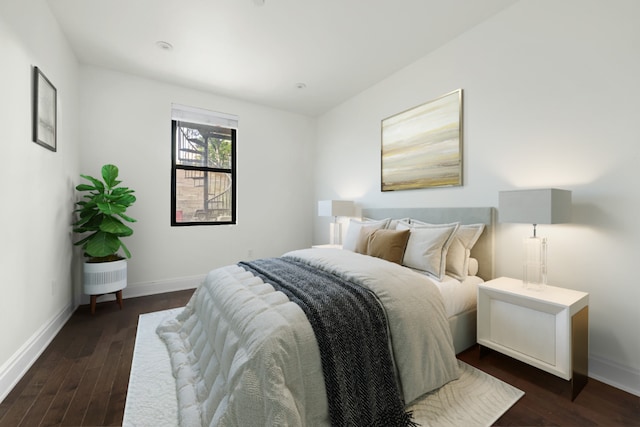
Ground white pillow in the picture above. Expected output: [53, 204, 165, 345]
[394, 219, 412, 230]
[446, 224, 485, 280]
[396, 222, 459, 280]
[343, 218, 390, 251]
[467, 257, 479, 277]
[387, 217, 410, 230]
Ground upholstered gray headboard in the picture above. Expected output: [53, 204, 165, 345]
[361, 207, 495, 280]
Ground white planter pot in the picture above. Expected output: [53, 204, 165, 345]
[83, 259, 127, 295]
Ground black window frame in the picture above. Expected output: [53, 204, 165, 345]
[171, 119, 237, 226]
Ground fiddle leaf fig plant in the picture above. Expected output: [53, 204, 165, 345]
[73, 164, 137, 261]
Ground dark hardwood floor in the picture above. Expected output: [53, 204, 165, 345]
[1, 290, 638, 426]
[457, 348, 640, 426]
[0, 290, 194, 427]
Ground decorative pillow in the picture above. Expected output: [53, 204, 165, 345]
[366, 229, 411, 264]
[343, 218, 390, 251]
[387, 218, 410, 230]
[396, 219, 412, 229]
[446, 224, 485, 280]
[467, 257, 479, 277]
[396, 222, 459, 280]
[355, 225, 379, 254]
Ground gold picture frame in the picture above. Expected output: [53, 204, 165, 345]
[381, 89, 462, 191]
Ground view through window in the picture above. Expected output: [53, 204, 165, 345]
[171, 106, 237, 225]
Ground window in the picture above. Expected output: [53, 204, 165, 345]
[171, 104, 237, 225]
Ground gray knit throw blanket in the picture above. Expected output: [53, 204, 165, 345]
[239, 257, 417, 427]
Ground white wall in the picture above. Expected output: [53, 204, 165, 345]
[315, 0, 640, 395]
[78, 67, 316, 295]
[2, 0, 638, 403]
[0, 0, 80, 398]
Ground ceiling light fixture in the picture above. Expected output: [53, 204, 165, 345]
[155, 41, 173, 51]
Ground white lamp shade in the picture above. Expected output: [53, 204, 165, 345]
[318, 200, 354, 217]
[498, 189, 571, 225]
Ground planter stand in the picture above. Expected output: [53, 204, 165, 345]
[90, 290, 124, 314]
[83, 259, 127, 314]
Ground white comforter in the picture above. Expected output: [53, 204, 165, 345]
[157, 248, 460, 426]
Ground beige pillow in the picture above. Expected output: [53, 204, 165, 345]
[355, 225, 379, 254]
[446, 224, 485, 280]
[366, 229, 411, 264]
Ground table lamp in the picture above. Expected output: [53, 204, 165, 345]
[318, 200, 354, 245]
[499, 189, 571, 289]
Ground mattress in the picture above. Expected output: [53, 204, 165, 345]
[430, 274, 482, 318]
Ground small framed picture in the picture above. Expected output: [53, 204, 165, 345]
[32, 66, 57, 152]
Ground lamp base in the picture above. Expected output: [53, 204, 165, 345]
[523, 236, 547, 290]
[329, 222, 342, 245]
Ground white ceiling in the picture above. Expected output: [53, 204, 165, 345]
[47, 0, 517, 116]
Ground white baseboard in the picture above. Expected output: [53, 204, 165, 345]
[80, 274, 204, 305]
[1, 276, 202, 403]
[0, 303, 74, 403]
[589, 353, 640, 397]
[123, 274, 203, 299]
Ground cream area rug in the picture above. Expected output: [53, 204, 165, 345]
[124, 309, 523, 427]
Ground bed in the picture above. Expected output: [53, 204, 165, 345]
[147, 207, 495, 426]
[361, 207, 495, 354]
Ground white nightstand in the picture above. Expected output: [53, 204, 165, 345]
[477, 277, 589, 400]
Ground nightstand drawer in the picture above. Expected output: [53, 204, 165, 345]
[489, 299, 557, 365]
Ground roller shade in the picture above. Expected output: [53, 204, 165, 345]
[171, 103, 238, 129]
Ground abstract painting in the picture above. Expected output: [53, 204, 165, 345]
[381, 89, 462, 191]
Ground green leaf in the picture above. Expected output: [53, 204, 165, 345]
[111, 187, 133, 196]
[81, 203, 99, 214]
[73, 233, 93, 247]
[99, 216, 133, 236]
[101, 164, 119, 188]
[80, 174, 104, 191]
[73, 219, 90, 230]
[76, 183, 97, 192]
[74, 213, 102, 231]
[120, 241, 132, 258]
[111, 194, 136, 207]
[97, 201, 125, 215]
[84, 231, 121, 258]
[118, 212, 137, 223]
